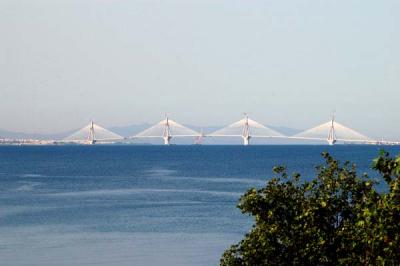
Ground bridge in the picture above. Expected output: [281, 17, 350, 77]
[63, 121, 123, 144]
[132, 116, 200, 145]
[208, 114, 285, 145]
[291, 114, 377, 145]
[45, 115, 399, 146]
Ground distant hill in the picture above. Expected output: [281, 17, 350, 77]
[109, 123, 153, 136]
[0, 124, 303, 144]
[112, 124, 303, 145]
[0, 129, 73, 140]
[268, 125, 302, 136]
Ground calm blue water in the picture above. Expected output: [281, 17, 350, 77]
[0, 145, 399, 266]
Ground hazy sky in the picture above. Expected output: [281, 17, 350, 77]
[1, 0, 399, 139]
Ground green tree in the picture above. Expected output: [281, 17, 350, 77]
[221, 151, 400, 266]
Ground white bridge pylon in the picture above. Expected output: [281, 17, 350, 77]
[133, 116, 200, 145]
[209, 114, 285, 145]
[292, 115, 375, 145]
[64, 121, 123, 144]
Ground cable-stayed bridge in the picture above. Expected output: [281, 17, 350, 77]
[292, 115, 376, 145]
[63, 121, 123, 144]
[132, 116, 200, 145]
[208, 114, 285, 145]
[34, 115, 399, 146]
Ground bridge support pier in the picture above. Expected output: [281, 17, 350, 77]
[88, 121, 96, 145]
[327, 114, 336, 146]
[327, 138, 336, 145]
[163, 136, 171, 145]
[162, 116, 172, 145]
[242, 114, 251, 146]
[243, 136, 250, 146]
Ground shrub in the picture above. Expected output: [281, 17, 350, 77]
[221, 151, 400, 266]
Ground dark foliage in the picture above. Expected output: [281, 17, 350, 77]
[221, 151, 400, 266]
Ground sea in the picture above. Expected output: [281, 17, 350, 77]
[0, 145, 399, 266]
